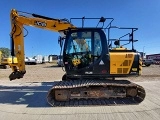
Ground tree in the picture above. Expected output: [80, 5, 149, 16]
[0, 47, 10, 58]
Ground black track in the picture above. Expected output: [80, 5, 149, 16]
[47, 79, 145, 107]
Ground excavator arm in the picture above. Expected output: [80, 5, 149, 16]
[9, 9, 75, 80]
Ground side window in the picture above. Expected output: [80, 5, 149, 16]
[94, 32, 102, 56]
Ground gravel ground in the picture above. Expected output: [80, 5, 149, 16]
[0, 63, 160, 82]
[0, 63, 65, 82]
[1, 63, 160, 120]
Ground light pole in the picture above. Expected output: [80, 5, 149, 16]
[143, 46, 145, 58]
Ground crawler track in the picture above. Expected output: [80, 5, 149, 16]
[47, 79, 145, 107]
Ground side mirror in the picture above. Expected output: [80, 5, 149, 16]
[114, 40, 120, 46]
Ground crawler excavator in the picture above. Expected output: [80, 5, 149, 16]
[0, 50, 17, 69]
[9, 9, 145, 106]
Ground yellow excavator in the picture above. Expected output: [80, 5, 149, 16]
[9, 9, 145, 106]
[0, 51, 7, 69]
[0, 50, 17, 69]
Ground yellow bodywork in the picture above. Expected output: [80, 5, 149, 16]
[0, 51, 18, 68]
[110, 52, 135, 74]
[2, 57, 18, 65]
[0, 51, 2, 65]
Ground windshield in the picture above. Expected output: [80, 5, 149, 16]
[64, 30, 103, 69]
[66, 31, 92, 54]
[66, 31, 102, 56]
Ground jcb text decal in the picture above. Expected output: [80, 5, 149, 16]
[34, 21, 47, 27]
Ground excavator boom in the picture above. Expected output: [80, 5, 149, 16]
[9, 9, 75, 80]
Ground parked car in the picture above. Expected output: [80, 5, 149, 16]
[142, 59, 153, 67]
[25, 57, 37, 65]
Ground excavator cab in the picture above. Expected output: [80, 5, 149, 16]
[62, 28, 110, 80]
[59, 18, 141, 81]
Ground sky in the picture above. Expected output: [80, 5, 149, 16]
[0, 0, 160, 57]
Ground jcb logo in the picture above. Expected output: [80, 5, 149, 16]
[34, 21, 47, 27]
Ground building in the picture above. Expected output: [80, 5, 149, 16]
[146, 54, 160, 61]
